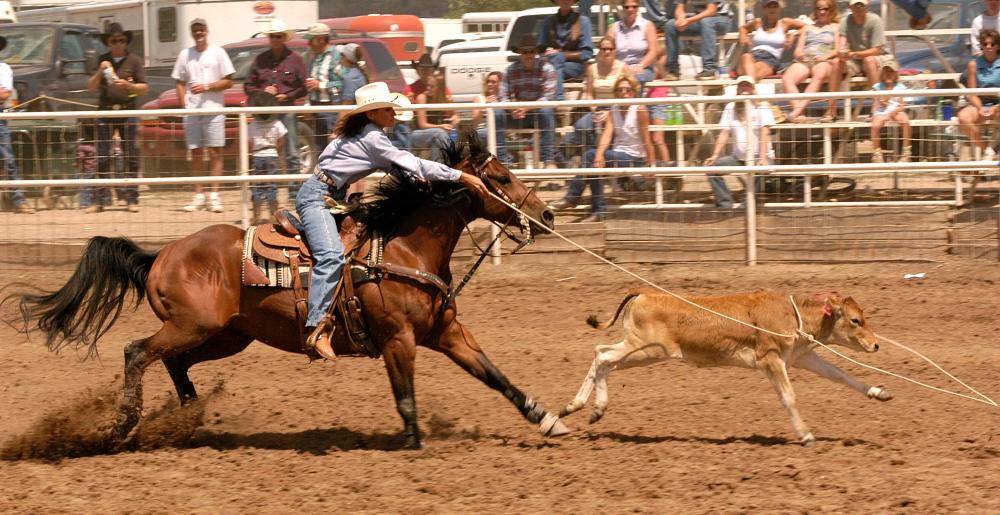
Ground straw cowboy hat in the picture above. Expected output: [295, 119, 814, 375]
[100, 22, 133, 46]
[260, 18, 296, 40]
[303, 22, 331, 40]
[346, 82, 413, 122]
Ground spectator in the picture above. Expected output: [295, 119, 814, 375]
[75, 119, 97, 212]
[540, 0, 594, 100]
[247, 91, 286, 223]
[551, 75, 655, 222]
[836, 0, 892, 90]
[471, 71, 515, 164]
[413, 73, 457, 162]
[85, 22, 147, 213]
[664, 0, 735, 80]
[244, 19, 306, 204]
[703, 76, 774, 209]
[560, 35, 628, 164]
[738, 0, 805, 81]
[607, 0, 657, 86]
[337, 43, 369, 105]
[958, 28, 1000, 162]
[890, 0, 932, 30]
[304, 22, 342, 148]
[403, 54, 440, 101]
[0, 35, 33, 214]
[498, 35, 559, 169]
[870, 60, 911, 164]
[646, 53, 675, 169]
[784, 0, 842, 123]
[172, 18, 235, 213]
[972, 0, 999, 56]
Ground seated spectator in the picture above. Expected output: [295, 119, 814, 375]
[973, 0, 999, 56]
[664, 0, 735, 80]
[498, 35, 559, 169]
[607, 0, 657, 86]
[836, 0, 893, 91]
[890, 0, 932, 30]
[646, 49, 675, 169]
[958, 28, 1000, 162]
[560, 35, 628, 162]
[703, 76, 774, 209]
[551, 75, 654, 222]
[471, 71, 514, 164]
[870, 60, 911, 163]
[412, 73, 456, 163]
[540, 0, 594, 100]
[784, 0, 842, 123]
[738, 0, 805, 81]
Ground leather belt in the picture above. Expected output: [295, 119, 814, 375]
[314, 170, 338, 187]
[104, 104, 134, 110]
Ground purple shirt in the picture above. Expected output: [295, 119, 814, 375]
[244, 46, 307, 105]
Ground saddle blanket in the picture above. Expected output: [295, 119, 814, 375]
[242, 226, 310, 288]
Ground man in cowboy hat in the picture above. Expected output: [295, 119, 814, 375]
[304, 22, 342, 150]
[245, 18, 306, 204]
[172, 18, 235, 213]
[499, 34, 558, 169]
[539, 0, 593, 100]
[0, 35, 33, 214]
[86, 22, 148, 213]
[296, 82, 486, 360]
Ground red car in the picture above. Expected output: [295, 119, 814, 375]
[139, 35, 406, 176]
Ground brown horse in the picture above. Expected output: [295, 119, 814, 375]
[11, 133, 566, 449]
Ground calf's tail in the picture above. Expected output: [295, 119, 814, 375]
[586, 287, 652, 329]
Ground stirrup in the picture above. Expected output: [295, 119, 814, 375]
[306, 324, 337, 361]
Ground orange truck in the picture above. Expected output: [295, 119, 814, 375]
[321, 14, 424, 65]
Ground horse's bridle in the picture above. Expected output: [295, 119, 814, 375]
[468, 154, 534, 251]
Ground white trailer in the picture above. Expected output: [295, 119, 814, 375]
[15, 0, 318, 70]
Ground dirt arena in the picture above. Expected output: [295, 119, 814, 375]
[1, 258, 998, 513]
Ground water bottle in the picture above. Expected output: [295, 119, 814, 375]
[607, 12, 617, 27]
[673, 104, 684, 125]
[936, 97, 944, 121]
[941, 99, 954, 120]
[718, 63, 728, 79]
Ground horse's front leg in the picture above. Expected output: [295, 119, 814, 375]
[382, 331, 422, 449]
[431, 319, 570, 438]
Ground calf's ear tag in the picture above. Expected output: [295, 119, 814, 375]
[823, 304, 833, 317]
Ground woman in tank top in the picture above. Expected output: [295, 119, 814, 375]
[552, 74, 654, 222]
[782, 0, 842, 123]
[737, 0, 805, 81]
[606, 0, 657, 85]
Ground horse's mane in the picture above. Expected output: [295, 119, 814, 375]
[354, 133, 489, 236]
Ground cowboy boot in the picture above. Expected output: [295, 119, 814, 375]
[306, 322, 337, 361]
[252, 201, 262, 225]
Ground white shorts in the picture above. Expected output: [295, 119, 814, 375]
[184, 114, 225, 149]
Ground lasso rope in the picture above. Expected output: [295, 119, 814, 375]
[486, 189, 997, 408]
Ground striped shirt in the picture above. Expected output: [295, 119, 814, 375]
[307, 47, 342, 104]
[500, 59, 557, 102]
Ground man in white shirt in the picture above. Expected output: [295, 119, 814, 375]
[172, 18, 235, 212]
[0, 36, 33, 214]
[973, 0, 1000, 55]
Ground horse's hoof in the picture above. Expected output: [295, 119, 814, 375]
[801, 433, 816, 447]
[539, 413, 571, 437]
[867, 386, 893, 402]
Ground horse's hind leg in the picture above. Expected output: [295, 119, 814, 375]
[432, 320, 570, 438]
[382, 331, 422, 449]
[162, 329, 254, 404]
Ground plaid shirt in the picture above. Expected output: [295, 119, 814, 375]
[307, 47, 342, 104]
[244, 46, 307, 105]
[500, 59, 557, 102]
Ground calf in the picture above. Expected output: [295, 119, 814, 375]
[561, 289, 893, 445]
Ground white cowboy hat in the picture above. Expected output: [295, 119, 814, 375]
[346, 82, 413, 122]
[260, 18, 295, 40]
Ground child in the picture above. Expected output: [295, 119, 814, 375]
[870, 61, 912, 164]
[247, 91, 287, 224]
[77, 119, 101, 213]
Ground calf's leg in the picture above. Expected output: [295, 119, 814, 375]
[760, 354, 815, 445]
[589, 341, 669, 424]
[792, 351, 893, 401]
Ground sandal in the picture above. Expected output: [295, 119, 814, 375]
[791, 114, 809, 124]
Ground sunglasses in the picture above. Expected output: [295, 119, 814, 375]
[622, 5, 640, 9]
[109, 38, 128, 44]
[616, 86, 634, 93]
[599, 47, 615, 51]
[268, 34, 285, 40]
[816, 6, 831, 11]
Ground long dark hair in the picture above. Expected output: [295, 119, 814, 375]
[332, 111, 370, 139]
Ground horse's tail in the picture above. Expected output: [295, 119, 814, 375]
[5, 236, 158, 357]
[585, 287, 651, 330]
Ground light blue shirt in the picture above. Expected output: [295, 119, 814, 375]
[341, 67, 367, 103]
[317, 123, 462, 189]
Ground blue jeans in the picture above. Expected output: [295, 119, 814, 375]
[410, 127, 451, 163]
[0, 120, 27, 207]
[295, 175, 346, 328]
[566, 148, 646, 214]
[890, 0, 930, 20]
[497, 108, 557, 163]
[475, 108, 514, 165]
[391, 122, 410, 151]
[95, 117, 140, 206]
[251, 155, 278, 203]
[709, 155, 767, 208]
[280, 113, 301, 199]
[665, 15, 733, 74]
[545, 52, 587, 101]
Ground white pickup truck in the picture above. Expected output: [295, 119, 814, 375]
[439, 5, 611, 102]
